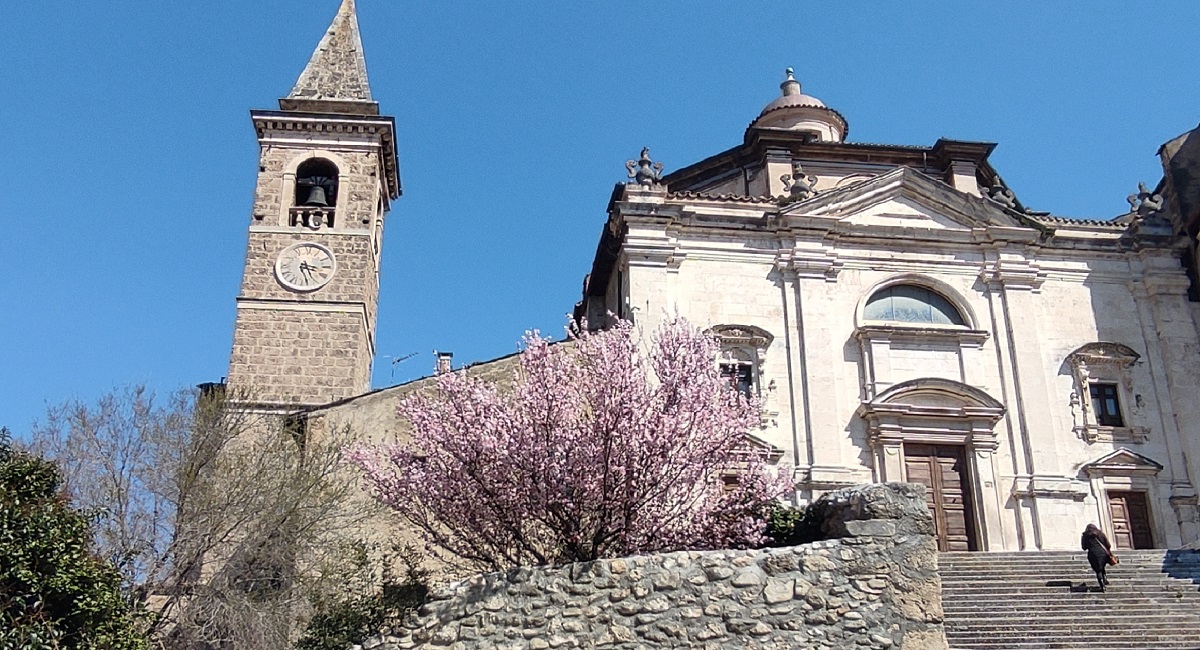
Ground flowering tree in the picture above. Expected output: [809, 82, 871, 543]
[350, 318, 793, 571]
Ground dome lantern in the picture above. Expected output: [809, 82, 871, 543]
[750, 68, 848, 142]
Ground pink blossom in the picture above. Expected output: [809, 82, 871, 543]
[349, 318, 793, 571]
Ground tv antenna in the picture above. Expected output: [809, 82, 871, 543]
[384, 353, 418, 378]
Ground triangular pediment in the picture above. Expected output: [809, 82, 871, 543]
[840, 194, 978, 230]
[735, 432, 785, 462]
[1081, 448, 1164, 477]
[782, 166, 1030, 233]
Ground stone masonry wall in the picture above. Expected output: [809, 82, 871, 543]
[227, 307, 371, 406]
[359, 483, 946, 650]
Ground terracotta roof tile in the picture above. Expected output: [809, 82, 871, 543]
[668, 191, 776, 204]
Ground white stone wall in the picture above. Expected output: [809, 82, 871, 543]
[606, 181, 1200, 552]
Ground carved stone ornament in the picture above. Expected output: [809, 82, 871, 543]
[985, 184, 1016, 209]
[1127, 181, 1164, 216]
[780, 161, 818, 201]
[626, 147, 664, 186]
[1066, 342, 1148, 444]
[706, 325, 774, 353]
[707, 324, 774, 398]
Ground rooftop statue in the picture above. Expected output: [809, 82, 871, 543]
[1127, 181, 1164, 216]
[626, 148, 665, 186]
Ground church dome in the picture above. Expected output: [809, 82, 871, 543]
[751, 69, 847, 142]
[760, 76, 827, 112]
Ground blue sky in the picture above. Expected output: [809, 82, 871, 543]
[2, 1, 1198, 435]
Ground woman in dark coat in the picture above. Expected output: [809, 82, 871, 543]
[1081, 523, 1115, 591]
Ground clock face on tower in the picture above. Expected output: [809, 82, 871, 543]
[275, 242, 337, 292]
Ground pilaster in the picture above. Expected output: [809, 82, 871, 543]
[1136, 263, 1200, 545]
[780, 249, 859, 490]
[983, 256, 1061, 476]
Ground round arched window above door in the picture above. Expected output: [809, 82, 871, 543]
[863, 284, 966, 326]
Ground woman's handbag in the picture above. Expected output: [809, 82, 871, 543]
[1107, 552, 1120, 566]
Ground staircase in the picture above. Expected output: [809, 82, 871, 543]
[941, 550, 1200, 650]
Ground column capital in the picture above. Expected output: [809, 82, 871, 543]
[775, 247, 842, 281]
[981, 259, 1044, 291]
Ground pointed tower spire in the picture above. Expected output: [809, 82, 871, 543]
[280, 0, 378, 115]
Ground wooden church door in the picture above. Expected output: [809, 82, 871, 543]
[904, 444, 979, 552]
[1108, 491, 1154, 549]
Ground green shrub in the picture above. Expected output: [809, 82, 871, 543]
[762, 501, 820, 547]
[294, 545, 428, 650]
[0, 429, 149, 650]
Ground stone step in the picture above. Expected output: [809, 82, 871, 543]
[940, 557, 1200, 565]
[945, 635, 1200, 646]
[949, 642, 1200, 650]
[946, 601, 1200, 611]
[945, 582, 1200, 589]
[941, 555, 1200, 565]
[942, 554, 1200, 563]
[946, 602, 1200, 612]
[943, 586, 1200, 597]
[945, 637, 1200, 647]
[936, 570, 1200, 575]
[950, 618, 1200, 628]
[947, 632, 1200, 642]
[940, 554, 1195, 558]
[941, 550, 1200, 650]
[944, 575, 1200, 583]
[944, 594, 1199, 603]
[944, 561, 1200, 567]
[941, 561, 1200, 569]
[944, 579, 1200, 587]
[943, 580, 1200, 588]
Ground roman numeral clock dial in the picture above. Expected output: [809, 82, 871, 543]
[274, 242, 337, 292]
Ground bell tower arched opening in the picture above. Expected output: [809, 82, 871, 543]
[291, 158, 340, 229]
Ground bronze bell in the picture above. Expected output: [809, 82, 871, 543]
[302, 184, 329, 207]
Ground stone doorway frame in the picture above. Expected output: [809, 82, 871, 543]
[1081, 448, 1172, 549]
[856, 377, 1006, 551]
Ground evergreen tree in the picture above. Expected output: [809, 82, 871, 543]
[0, 428, 148, 650]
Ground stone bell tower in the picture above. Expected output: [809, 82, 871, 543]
[226, 0, 401, 410]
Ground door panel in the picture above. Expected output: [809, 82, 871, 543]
[1108, 491, 1154, 550]
[904, 444, 978, 552]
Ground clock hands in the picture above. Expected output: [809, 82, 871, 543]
[277, 244, 334, 291]
[298, 261, 329, 283]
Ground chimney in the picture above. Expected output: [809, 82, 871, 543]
[435, 351, 454, 375]
[196, 380, 227, 402]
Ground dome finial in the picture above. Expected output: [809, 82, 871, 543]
[780, 67, 801, 97]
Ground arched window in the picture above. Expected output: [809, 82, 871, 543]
[291, 158, 339, 229]
[863, 284, 965, 326]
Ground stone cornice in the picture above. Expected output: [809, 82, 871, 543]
[249, 225, 374, 237]
[1010, 476, 1090, 501]
[855, 324, 990, 349]
[250, 109, 400, 200]
[980, 259, 1046, 290]
[774, 247, 842, 281]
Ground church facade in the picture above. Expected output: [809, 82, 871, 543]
[227, 1, 1200, 554]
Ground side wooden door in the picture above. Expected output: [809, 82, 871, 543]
[1108, 491, 1155, 549]
[904, 444, 978, 552]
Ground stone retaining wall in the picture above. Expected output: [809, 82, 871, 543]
[359, 483, 946, 649]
